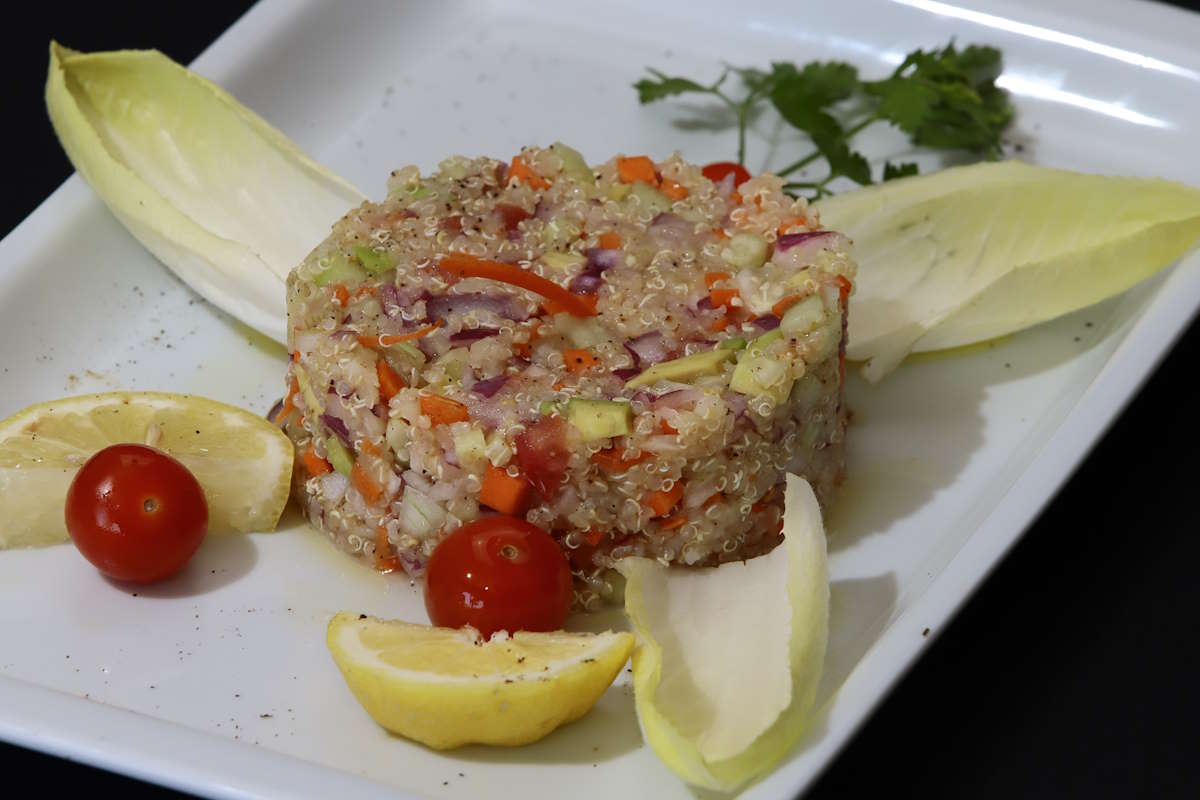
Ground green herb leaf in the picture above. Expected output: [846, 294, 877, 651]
[882, 161, 919, 181]
[634, 69, 719, 104]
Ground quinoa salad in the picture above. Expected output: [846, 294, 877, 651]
[278, 144, 854, 606]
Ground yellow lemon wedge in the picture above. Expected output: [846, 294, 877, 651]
[326, 613, 634, 749]
[0, 392, 294, 548]
[619, 474, 830, 791]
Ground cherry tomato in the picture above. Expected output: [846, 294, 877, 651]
[701, 161, 752, 187]
[65, 443, 208, 584]
[424, 515, 572, 637]
[515, 415, 569, 500]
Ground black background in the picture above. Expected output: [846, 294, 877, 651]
[2, 2, 1198, 797]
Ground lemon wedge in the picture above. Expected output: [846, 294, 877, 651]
[620, 474, 829, 791]
[0, 392, 294, 548]
[326, 613, 634, 749]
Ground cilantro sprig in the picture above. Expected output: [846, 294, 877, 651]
[634, 43, 1013, 198]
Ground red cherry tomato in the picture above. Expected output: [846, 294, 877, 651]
[515, 415, 569, 500]
[424, 515, 572, 637]
[65, 444, 208, 584]
[701, 161, 752, 187]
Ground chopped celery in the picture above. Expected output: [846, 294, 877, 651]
[293, 364, 324, 416]
[625, 348, 734, 389]
[566, 399, 633, 441]
[721, 233, 768, 269]
[326, 435, 354, 476]
[629, 181, 672, 214]
[551, 142, 594, 185]
[730, 331, 793, 402]
[779, 295, 826, 336]
[353, 244, 397, 275]
[313, 253, 368, 287]
[719, 336, 748, 350]
[452, 425, 487, 473]
[557, 315, 610, 348]
[542, 251, 586, 271]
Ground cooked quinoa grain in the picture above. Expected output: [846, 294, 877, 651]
[280, 145, 853, 607]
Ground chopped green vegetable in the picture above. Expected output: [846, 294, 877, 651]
[325, 435, 354, 476]
[353, 244, 397, 275]
[451, 426, 488, 473]
[634, 41, 1013, 198]
[628, 181, 672, 214]
[625, 348, 734, 389]
[566, 399, 633, 441]
[313, 254, 369, 287]
[730, 331, 792, 402]
[721, 233, 768, 269]
[718, 336, 747, 350]
[541, 252, 586, 271]
[551, 141, 594, 184]
[778, 295, 826, 336]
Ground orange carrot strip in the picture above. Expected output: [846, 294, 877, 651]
[660, 179, 689, 200]
[772, 294, 803, 317]
[591, 448, 651, 473]
[645, 482, 684, 517]
[709, 315, 731, 332]
[542, 294, 598, 316]
[709, 288, 739, 309]
[439, 254, 596, 317]
[617, 155, 658, 185]
[354, 285, 379, 299]
[730, 190, 744, 204]
[597, 231, 622, 249]
[509, 156, 551, 190]
[357, 320, 443, 349]
[333, 285, 350, 307]
[276, 377, 300, 426]
[660, 419, 678, 435]
[302, 445, 332, 476]
[479, 464, 532, 515]
[351, 462, 384, 505]
[703, 492, 723, 508]
[712, 227, 729, 240]
[659, 513, 688, 532]
[374, 525, 402, 573]
[835, 274, 853, 306]
[563, 348, 599, 374]
[704, 271, 731, 289]
[582, 529, 605, 546]
[419, 394, 470, 426]
[776, 216, 807, 235]
[376, 359, 405, 402]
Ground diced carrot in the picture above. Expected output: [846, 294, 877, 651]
[563, 348, 599, 374]
[712, 227, 729, 240]
[582, 529, 605, 546]
[835, 274, 853, 306]
[617, 155, 658, 185]
[731, 190, 743, 204]
[359, 439, 381, 457]
[751, 486, 779, 515]
[660, 419, 678, 435]
[754, 194, 763, 208]
[290, 350, 299, 362]
[513, 340, 531, 359]
[660, 179, 689, 200]
[772, 294, 803, 317]
[357, 320, 443, 349]
[374, 525, 402, 573]
[302, 445, 332, 476]
[709, 288, 739, 308]
[704, 271, 731, 289]
[597, 231, 622, 250]
[496, 203, 532, 231]
[479, 464, 532, 515]
[276, 377, 300, 426]
[710, 315, 731, 332]
[376, 359, 405, 402]
[777, 216, 807, 235]
[645, 482, 684, 517]
[591, 448, 651, 473]
[354, 285, 379, 299]
[703, 492, 723, 508]
[542, 293, 598, 316]
[509, 156, 551, 190]
[439, 254, 596, 317]
[333, 285, 350, 307]
[659, 513, 688, 532]
[419, 394, 470, 426]
[351, 462, 384, 505]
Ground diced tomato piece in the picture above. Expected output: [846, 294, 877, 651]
[496, 203, 531, 232]
[515, 415, 570, 500]
[701, 161, 752, 187]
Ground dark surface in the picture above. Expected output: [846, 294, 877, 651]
[2, 2, 1198, 798]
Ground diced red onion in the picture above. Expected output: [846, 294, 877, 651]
[568, 271, 606, 294]
[613, 368, 641, 382]
[427, 292, 529, 321]
[776, 231, 833, 252]
[752, 314, 781, 331]
[586, 247, 621, 271]
[696, 296, 715, 311]
[319, 413, 352, 446]
[471, 375, 508, 397]
[266, 398, 283, 423]
[724, 392, 748, 419]
[379, 284, 423, 319]
[654, 388, 703, 409]
[649, 212, 695, 247]
[716, 172, 736, 199]
[449, 327, 501, 344]
[624, 331, 670, 367]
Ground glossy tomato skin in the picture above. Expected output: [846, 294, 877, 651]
[701, 161, 752, 187]
[65, 444, 208, 583]
[424, 515, 572, 637]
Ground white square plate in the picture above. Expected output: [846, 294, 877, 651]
[2, 0, 1199, 797]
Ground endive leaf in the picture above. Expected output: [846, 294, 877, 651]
[816, 161, 1200, 381]
[619, 474, 829, 791]
[45, 43, 366, 344]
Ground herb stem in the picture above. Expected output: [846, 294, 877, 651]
[776, 114, 882, 178]
[713, 88, 748, 165]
